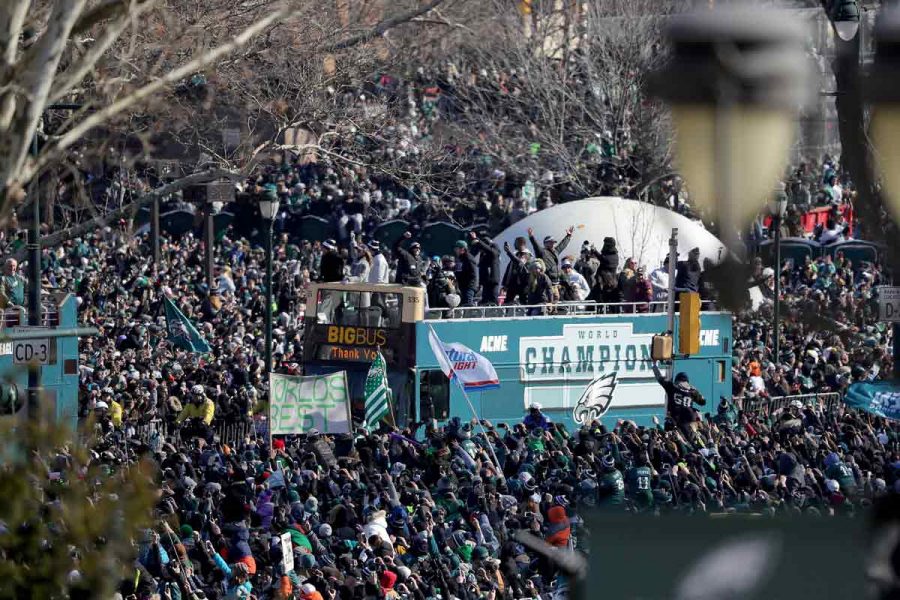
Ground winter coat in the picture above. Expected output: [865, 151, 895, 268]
[529, 233, 571, 284]
[455, 251, 480, 294]
[545, 506, 571, 548]
[594, 237, 619, 278]
[368, 253, 390, 284]
[363, 513, 391, 545]
[472, 238, 501, 286]
[319, 250, 345, 282]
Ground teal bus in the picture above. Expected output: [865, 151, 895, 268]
[0, 293, 83, 429]
[302, 283, 732, 429]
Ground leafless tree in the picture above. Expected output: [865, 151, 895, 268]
[412, 0, 688, 202]
[0, 0, 453, 233]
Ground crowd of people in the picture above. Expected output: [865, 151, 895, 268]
[0, 115, 898, 599]
[0, 197, 893, 599]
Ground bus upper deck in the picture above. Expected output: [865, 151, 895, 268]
[301, 282, 732, 430]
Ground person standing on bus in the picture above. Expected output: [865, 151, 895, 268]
[347, 233, 372, 282]
[560, 258, 590, 301]
[393, 231, 424, 286]
[527, 225, 574, 285]
[525, 260, 553, 314]
[469, 231, 501, 305]
[502, 243, 531, 305]
[367, 240, 390, 285]
[454, 240, 479, 307]
[319, 239, 345, 282]
[675, 247, 702, 293]
[502, 236, 528, 293]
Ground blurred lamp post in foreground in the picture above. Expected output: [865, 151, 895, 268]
[648, 10, 809, 258]
[259, 194, 280, 375]
[830, 0, 861, 42]
[868, 9, 900, 379]
[869, 10, 900, 224]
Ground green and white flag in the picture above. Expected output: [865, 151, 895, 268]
[364, 350, 391, 430]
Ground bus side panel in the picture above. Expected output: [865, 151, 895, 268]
[416, 312, 732, 431]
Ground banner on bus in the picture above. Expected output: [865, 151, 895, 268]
[428, 327, 499, 390]
[845, 381, 900, 421]
[269, 371, 352, 434]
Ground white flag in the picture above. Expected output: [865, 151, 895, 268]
[427, 327, 499, 391]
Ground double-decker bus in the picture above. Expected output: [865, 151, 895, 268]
[302, 282, 733, 430]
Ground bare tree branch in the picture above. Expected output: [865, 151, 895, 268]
[49, 0, 160, 104]
[16, 167, 242, 258]
[29, 5, 291, 182]
[320, 0, 450, 52]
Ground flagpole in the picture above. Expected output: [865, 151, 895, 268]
[379, 345, 398, 428]
[386, 388, 397, 429]
[427, 324, 503, 473]
[267, 372, 274, 452]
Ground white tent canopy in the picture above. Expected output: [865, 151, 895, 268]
[494, 197, 726, 272]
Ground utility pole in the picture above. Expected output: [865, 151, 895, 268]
[151, 197, 160, 270]
[665, 228, 678, 380]
[26, 103, 81, 421]
[205, 204, 215, 288]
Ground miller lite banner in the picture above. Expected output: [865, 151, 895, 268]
[427, 327, 500, 391]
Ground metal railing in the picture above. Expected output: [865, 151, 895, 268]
[0, 305, 61, 328]
[127, 417, 263, 448]
[741, 392, 843, 414]
[424, 299, 718, 320]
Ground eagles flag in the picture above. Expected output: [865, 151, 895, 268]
[364, 350, 391, 430]
[365, 350, 391, 431]
[845, 381, 900, 420]
[163, 296, 211, 353]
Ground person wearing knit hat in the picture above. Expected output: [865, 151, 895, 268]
[380, 569, 399, 599]
[300, 582, 323, 600]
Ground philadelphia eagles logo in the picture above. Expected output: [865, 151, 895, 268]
[573, 372, 618, 425]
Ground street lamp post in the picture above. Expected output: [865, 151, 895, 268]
[259, 195, 280, 375]
[647, 9, 809, 258]
[26, 103, 81, 421]
[829, 0, 861, 42]
[768, 192, 788, 362]
[867, 8, 900, 379]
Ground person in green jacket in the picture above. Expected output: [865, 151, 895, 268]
[824, 452, 858, 497]
[625, 453, 654, 510]
[597, 454, 625, 509]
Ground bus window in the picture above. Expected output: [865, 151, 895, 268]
[315, 289, 403, 329]
[420, 370, 449, 421]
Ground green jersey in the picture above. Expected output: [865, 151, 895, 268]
[826, 462, 857, 495]
[625, 466, 654, 507]
[597, 470, 625, 506]
[1, 275, 24, 306]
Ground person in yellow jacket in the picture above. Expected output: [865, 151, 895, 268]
[109, 398, 123, 428]
[177, 384, 215, 441]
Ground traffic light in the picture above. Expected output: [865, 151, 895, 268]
[679, 292, 701, 356]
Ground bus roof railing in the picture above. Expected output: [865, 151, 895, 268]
[307, 281, 422, 294]
[424, 300, 719, 320]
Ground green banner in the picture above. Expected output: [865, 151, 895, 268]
[269, 371, 351, 434]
